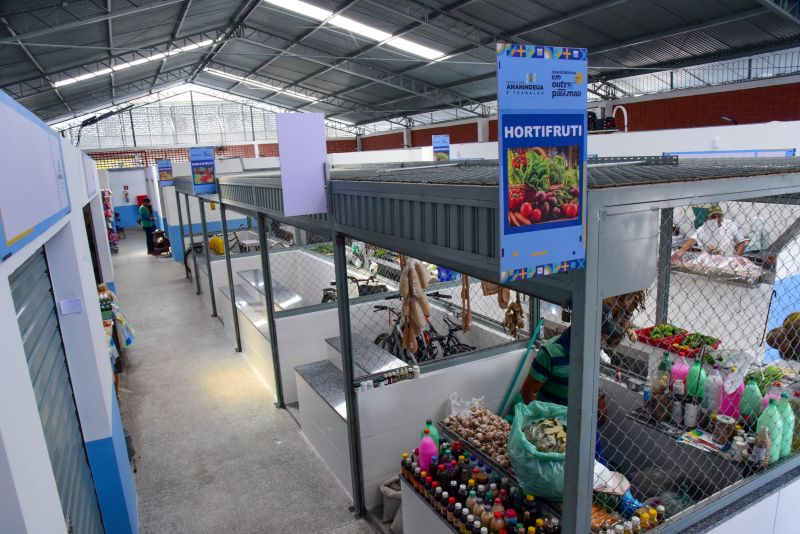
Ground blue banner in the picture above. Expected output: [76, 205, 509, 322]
[157, 159, 174, 186]
[432, 134, 450, 161]
[497, 43, 587, 283]
[189, 146, 216, 194]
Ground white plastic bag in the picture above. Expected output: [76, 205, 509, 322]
[593, 461, 630, 496]
[450, 392, 485, 417]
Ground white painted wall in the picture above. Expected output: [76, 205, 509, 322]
[0, 138, 112, 533]
[107, 168, 149, 208]
[707, 474, 800, 534]
[588, 120, 800, 157]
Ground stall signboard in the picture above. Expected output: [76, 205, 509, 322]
[0, 91, 70, 262]
[189, 146, 215, 194]
[157, 159, 174, 186]
[432, 134, 450, 161]
[497, 43, 587, 283]
[277, 112, 328, 216]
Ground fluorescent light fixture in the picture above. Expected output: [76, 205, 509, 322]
[263, 0, 444, 60]
[204, 68, 318, 102]
[53, 39, 215, 88]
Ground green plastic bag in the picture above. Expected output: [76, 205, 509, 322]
[508, 400, 567, 500]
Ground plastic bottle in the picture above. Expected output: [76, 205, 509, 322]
[685, 357, 707, 402]
[670, 356, 690, 394]
[490, 511, 505, 533]
[702, 365, 723, 414]
[762, 382, 784, 409]
[472, 520, 482, 534]
[631, 516, 641, 533]
[653, 353, 672, 395]
[491, 497, 505, 517]
[419, 429, 438, 478]
[778, 392, 795, 459]
[481, 503, 494, 527]
[790, 391, 800, 454]
[757, 398, 784, 464]
[535, 518, 545, 533]
[740, 379, 764, 425]
[719, 367, 745, 419]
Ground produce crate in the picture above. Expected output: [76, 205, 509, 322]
[669, 333, 721, 358]
[635, 326, 686, 351]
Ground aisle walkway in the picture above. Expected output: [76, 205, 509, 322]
[114, 231, 370, 533]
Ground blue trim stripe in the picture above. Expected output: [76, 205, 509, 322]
[85, 392, 138, 534]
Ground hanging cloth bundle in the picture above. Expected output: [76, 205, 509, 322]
[461, 276, 472, 332]
[503, 293, 526, 338]
[498, 286, 511, 309]
[400, 259, 430, 354]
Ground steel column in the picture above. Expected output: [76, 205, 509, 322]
[185, 194, 202, 295]
[529, 297, 541, 338]
[257, 213, 285, 408]
[220, 202, 242, 352]
[562, 208, 603, 534]
[175, 190, 190, 279]
[655, 208, 673, 325]
[199, 199, 217, 317]
[333, 231, 366, 516]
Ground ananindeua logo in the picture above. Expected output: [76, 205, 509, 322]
[505, 72, 545, 95]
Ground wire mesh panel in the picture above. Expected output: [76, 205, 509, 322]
[544, 195, 800, 531]
[341, 239, 533, 389]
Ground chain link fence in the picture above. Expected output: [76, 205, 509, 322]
[545, 196, 800, 530]
[340, 239, 535, 387]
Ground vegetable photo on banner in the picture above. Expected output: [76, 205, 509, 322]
[507, 146, 580, 228]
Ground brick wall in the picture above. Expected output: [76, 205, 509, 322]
[410, 122, 478, 146]
[258, 143, 279, 157]
[622, 82, 800, 131]
[361, 132, 405, 151]
[326, 138, 357, 153]
[89, 144, 256, 168]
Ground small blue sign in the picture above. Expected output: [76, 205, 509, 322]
[189, 146, 215, 194]
[432, 134, 450, 161]
[496, 43, 587, 283]
[157, 159, 174, 186]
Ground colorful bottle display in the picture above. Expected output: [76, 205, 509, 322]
[401, 432, 565, 533]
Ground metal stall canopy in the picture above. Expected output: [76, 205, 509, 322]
[205, 157, 800, 532]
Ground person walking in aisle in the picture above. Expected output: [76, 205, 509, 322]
[139, 198, 156, 255]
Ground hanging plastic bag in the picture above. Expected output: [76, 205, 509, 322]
[449, 392, 485, 417]
[508, 400, 568, 500]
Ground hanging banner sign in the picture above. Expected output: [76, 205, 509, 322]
[189, 147, 215, 194]
[432, 134, 450, 161]
[497, 43, 587, 283]
[276, 112, 328, 216]
[157, 159, 174, 186]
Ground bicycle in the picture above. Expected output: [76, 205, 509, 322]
[427, 317, 475, 357]
[320, 275, 388, 303]
[372, 304, 438, 365]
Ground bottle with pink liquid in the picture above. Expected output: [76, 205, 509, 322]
[670, 357, 690, 395]
[719, 367, 745, 419]
[419, 428, 439, 475]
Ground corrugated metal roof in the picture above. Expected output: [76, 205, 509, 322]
[2, 0, 799, 127]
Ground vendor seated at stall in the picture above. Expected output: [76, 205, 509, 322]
[672, 205, 749, 263]
[517, 292, 643, 463]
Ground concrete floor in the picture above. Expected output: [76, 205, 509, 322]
[114, 231, 372, 533]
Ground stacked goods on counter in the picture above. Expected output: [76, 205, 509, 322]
[400, 414, 666, 534]
[644, 351, 800, 468]
[400, 428, 561, 533]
